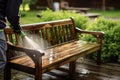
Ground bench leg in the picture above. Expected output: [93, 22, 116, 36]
[35, 66, 42, 80]
[97, 49, 102, 65]
[4, 64, 11, 80]
[35, 74, 42, 80]
[69, 61, 76, 80]
[35, 64, 42, 80]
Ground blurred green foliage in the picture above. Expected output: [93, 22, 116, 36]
[21, 0, 38, 11]
[83, 17, 120, 63]
[39, 9, 89, 29]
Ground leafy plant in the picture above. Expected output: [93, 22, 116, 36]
[22, 0, 38, 11]
[39, 9, 89, 29]
[83, 17, 120, 63]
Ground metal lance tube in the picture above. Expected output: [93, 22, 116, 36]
[9, 24, 26, 38]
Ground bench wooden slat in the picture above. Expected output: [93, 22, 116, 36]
[54, 26, 58, 43]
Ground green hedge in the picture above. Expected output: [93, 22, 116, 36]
[83, 17, 120, 63]
[39, 9, 89, 29]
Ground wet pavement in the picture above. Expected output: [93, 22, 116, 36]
[0, 58, 120, 80]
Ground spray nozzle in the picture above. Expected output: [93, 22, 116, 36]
[20, 31, 26, 38]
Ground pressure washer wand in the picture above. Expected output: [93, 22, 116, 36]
[9, 24, 26, 38]
[20, 31, 26, 38]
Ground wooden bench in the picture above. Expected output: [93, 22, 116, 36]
[62, 7, 100, 18]
[4, 18, 104, 80]
[81, 13, 101, 18]
[66, 7, 90, 14]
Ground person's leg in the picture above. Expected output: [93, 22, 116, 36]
[0, 32, 7, 73]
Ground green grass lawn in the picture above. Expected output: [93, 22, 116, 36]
[20, 10, 41, 24]
[89, 10, 120, 18]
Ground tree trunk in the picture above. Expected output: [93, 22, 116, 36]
[102, 0, 106, 11]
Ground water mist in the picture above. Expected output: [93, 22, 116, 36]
[20, 31, 44, 53]
[20, 31, 55, 63]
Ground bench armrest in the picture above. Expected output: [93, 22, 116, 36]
[7, 41, 44, 63]
[75, 27, 104, 44]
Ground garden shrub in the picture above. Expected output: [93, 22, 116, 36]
[83, 17, 120, 63]
[39, 9, 89, 29]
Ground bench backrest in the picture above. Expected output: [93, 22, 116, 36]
[4, 18, 78, 49]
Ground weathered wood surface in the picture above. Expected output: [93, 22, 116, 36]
[66, 7, 90, 14]
[81, 13, 101, 18]
[0, 59, 120, 80]
[9, 40, 100, 73]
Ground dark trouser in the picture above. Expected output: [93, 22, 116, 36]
[0, 31, 7, 73]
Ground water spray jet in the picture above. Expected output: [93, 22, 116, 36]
[20, 31, 44, 53]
